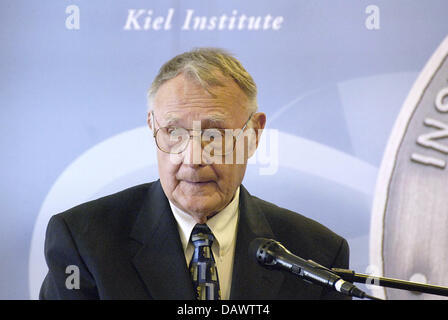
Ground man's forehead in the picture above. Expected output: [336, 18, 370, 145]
[152, 73, 250, 124]
[159, 110, 229, 125]
[154, 73, 248, 105]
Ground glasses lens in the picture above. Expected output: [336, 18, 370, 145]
[202, 129, 238, 156]
[155, 127, 242, 155]
[156, 127, 189, 154]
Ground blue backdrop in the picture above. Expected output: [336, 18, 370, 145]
[1, 0, 447, 299]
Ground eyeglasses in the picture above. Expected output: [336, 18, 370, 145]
[151, 111, 254, 155]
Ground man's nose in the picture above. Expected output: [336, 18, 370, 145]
[182, 133, 204, 166]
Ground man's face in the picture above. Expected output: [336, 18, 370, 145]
[148, 73, 265, 223]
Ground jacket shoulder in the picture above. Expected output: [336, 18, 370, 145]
[53, 182, 154, 237]
[250, 195, 349, 267]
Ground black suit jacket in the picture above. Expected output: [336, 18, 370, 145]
[40, 180, 350, 300]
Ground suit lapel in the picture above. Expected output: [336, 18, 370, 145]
[130, 181, 196, 300]
[230, 185, 284, 299]
[129, 181, 283, 300]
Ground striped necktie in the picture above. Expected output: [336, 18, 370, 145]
[189, 224, 221, 300]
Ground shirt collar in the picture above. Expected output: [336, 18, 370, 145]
[169, 186, 240, 256]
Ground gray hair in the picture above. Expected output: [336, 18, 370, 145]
[147, 47, 258, 112]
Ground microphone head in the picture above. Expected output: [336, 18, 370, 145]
[248, 238, 280, 266]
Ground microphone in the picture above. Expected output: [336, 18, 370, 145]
[249, 238, 367, 299]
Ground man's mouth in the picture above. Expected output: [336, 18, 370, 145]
[182, 180, 214, 185]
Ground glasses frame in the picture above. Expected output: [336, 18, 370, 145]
[151, 110, 254, 155]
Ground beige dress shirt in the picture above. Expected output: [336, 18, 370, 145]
[169, 186, 240, 300]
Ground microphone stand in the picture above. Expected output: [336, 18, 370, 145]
[331, 267, 448, 299]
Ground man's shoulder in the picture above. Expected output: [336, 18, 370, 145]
[249, 194, 335, 235]
[248, 193, 348, 263]
[51, 182, 156, 235]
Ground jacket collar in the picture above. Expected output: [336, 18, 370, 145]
[129, 181, 284, 300]
[229, 184, 284, 299]
[130, 181, 196, 299]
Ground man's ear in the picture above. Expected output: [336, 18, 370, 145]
[247, 112, 266, 158]
[147, 110, 153, 131]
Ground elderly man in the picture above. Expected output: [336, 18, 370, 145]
[40, 48, 350, 300]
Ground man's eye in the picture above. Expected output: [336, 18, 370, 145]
[167, 127, 183, 135]
[202, 128, 226, 140]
